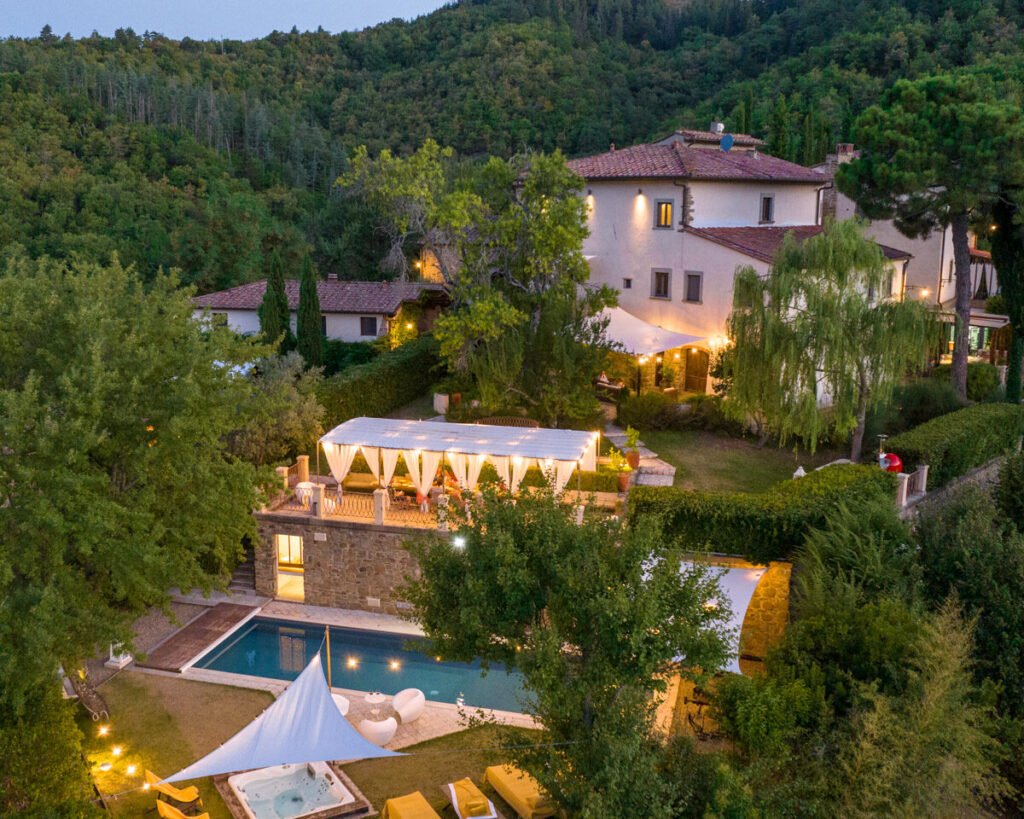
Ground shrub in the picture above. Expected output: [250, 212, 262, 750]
[628, 465, 896, 563]
[679, 393, 746, 435]
[864, 377, 964, 440]
[616, 391, 681, 430]
[317, 335, 441, 424]
[931, 362, 1001, 402]
[322, 339, 378, 377]
[996, 451, 1024, 526]
[887, 403, 1024, 488]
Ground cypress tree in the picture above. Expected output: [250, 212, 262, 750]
[296, 254, 323, 367]
[258, 249, 291, 350]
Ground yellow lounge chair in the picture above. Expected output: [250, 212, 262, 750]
[156, 800, 209, 819]
[381, 790, 442, 819]
[484, 765, 556, 819]
[145, 770, 203, 809]
[445, 777, 502, 818]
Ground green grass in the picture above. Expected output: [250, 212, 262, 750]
[641, 429, 842, 493]
[343, 724, 538, 815]
[80, 672, 273, 818]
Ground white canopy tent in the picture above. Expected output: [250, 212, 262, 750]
[163, 654, 400, 783]
[320, 418, 600, 495]
[601, 306, 704, 356]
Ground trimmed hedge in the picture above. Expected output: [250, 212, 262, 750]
[887, 403, 1024, 488]
[317, 335, 441, 424]
[628, 465, 897, 563]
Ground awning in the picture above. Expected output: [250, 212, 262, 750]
[939, 305, 1010, 330]
[163, 654, 400, 783]
[319, 418, 600, 492]
[601, 307, 703, 356]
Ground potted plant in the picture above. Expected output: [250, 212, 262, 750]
[607, 449, 632, 493]
[624, 425, 641, 469]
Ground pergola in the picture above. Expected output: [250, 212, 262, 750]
[319, 417, 600, 497]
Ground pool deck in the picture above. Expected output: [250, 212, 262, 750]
[137, 603, 260, 672]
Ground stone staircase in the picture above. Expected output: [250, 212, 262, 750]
[604, 425, 676, 487]
[229, 546, 256, 593]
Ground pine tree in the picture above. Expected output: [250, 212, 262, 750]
[258, 249, 291, 350]
[296, 253, 323, 368]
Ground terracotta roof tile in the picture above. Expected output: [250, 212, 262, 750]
[192, 280, 445, 314]
[686, 226, 912, 263]
[568, 141, 823, 183]
[673, 129, 764, 147]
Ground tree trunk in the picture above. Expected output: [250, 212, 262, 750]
[950, 212, 973, 401]
[849, 373, 868, 462]
[1008, 333, 1023, 405]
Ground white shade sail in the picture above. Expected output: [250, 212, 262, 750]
[163, 654, 400, 783]
[602, 307, 704, 356]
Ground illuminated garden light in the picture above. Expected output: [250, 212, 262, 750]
[452, 536, 466, 549]
[112, 746, 123, 757]
[126, 764, 138, 776]
[98, 725, 110, 737]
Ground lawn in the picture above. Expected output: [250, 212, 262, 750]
[387, 391, 438, 420]
[342, 723, 538, 815]
[80, 672, 273, 818]
[641, 429, 843, 493]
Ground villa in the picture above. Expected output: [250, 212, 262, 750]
[191, 277, 448, 342]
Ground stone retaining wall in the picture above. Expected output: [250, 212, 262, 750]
[254, 512, 440, 614]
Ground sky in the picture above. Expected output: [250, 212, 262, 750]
[3, 0, 450, 41]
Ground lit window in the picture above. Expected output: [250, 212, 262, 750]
[623, 278, 632, 290]
[360, 316, 378, 336]
[651, 270, 670, 300]
[684, 272, 702, 303]
[655, 200, 673, 229]
[760, 195, 775, 224]
[276, 534, 303, 568]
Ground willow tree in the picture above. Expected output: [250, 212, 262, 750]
[727, 220, 934, 461]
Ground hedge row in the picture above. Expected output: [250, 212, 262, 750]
[887, 403, 1024, 488]
[317, 335, 441, 424]
[628, 465, 897, 563]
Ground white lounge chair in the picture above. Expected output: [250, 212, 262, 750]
[331, 693, 350, 716]
[358, 716, 397, 746]
[393, 688, 426, 724]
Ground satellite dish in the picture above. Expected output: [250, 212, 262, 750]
[720, 133, 735, 152]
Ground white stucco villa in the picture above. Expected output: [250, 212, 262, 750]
[567, 124, 913, 392]
[192, 276, 448, 342]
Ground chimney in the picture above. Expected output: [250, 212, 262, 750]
[818, 143, 857, 224]
[710, 121, 725, 135]
[327, 273, 338, 280]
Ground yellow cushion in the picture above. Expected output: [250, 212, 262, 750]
[452, 778, 490, 817]
[382, 791, 441, 819]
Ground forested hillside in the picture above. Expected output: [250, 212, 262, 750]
[1, 0, 1021, 288]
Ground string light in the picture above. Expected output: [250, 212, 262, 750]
[126, 764, 138, 776]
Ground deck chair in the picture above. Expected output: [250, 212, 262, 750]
[445, 777, 502, 819]
[381, 790, 442, 819]
[156, 800, 209, 819]
[146, 770, 203, 811]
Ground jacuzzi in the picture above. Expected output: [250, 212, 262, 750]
[228, 761, 356, 819]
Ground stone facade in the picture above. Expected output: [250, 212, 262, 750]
[738, 560, 791, 672]
[254, 511, 440, 615]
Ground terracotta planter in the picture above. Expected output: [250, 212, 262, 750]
[452, 392, 462, 406]
[625, 450, 640, 469]
[617, 472, 631, 493]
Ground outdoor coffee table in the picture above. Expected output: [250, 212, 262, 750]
[364, 691, 388, 717]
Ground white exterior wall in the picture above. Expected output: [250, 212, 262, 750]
[687, 181, 821, 227]
[192, 308, 388, 342]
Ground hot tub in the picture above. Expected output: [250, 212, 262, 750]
[228, 761, 356, 819]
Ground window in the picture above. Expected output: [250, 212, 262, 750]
[320, 314, 328, 336]
[651, 269, 671, 300]
[622, 278, 633, 290]
[759, 194, 775, 224]
[684, 272, 703, 304]
[276, 534, 303, 568]
[655, 200, 673, 229]
[360, 316, 378, 336]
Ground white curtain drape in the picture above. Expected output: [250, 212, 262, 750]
[490, 455, 510, 489]
[447, 452, 469, 489]
[419, 451, 443, 497]
[467, 454, 487, 491]
[554, 460, 578, 493]
[403, 450, 422, 494]
[381, 449, 401, 487]
[323, 443, 358, 487]
[360, 446, 380, 484]
[509, 456, 530, 494]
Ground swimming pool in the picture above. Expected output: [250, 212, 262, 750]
[193, 617, 528, 713]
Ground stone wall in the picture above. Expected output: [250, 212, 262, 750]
[254, 512, 439, 614]
[739, 560, 791, 667]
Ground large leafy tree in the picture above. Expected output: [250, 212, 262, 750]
[403, 489, 729, 818]
[727, 220, 934, 460]
[296, 253, 323, 368]
[837, 72, 1024, 400]
[0, 257, 266, 805]
[258, 249, 292, 349]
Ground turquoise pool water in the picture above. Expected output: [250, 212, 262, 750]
[194, 617, 528, 712]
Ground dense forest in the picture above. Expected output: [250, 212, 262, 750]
[1, 0, 1022, 289]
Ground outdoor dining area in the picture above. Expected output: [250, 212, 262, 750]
[279, 417, 602, 529]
